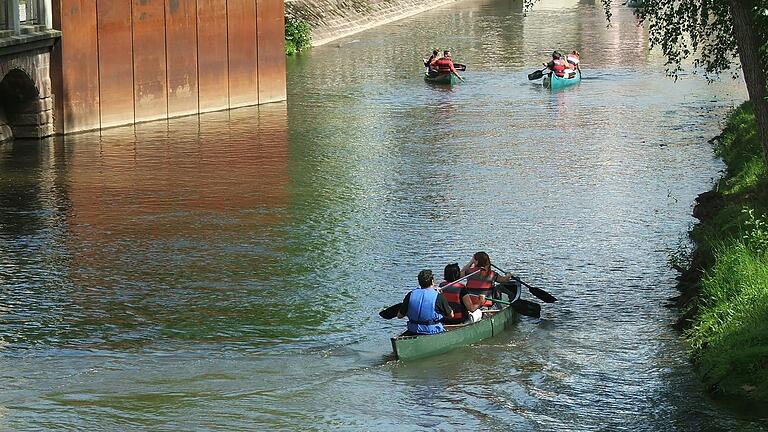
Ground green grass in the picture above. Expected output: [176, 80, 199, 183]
[685, 102, 768, 402]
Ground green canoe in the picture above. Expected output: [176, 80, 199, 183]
[424, 72, 457, 85]
[390, 286, 521, 361]
[543, 70, 581, 90]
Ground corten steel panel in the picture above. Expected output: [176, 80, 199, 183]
[57, 0, 100, 133]
[196, 0, 229, 112]
[165, 0, 198, 117]
[97, 0, 135, 128]
[132, 0, 168, 122]
[256, 0, 286, 103]
[226, 0, 258, 108]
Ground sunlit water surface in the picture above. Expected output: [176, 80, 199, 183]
[1, 0, 765, 429]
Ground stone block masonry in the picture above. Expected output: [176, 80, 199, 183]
[285, 0, 460, 46]
[0, 47, 56, 141]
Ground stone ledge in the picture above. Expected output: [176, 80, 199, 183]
[0, 29, 61, 57]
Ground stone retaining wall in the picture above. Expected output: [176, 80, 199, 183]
[285, 0, 459, 46]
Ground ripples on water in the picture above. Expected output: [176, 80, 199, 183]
[1, 0, 766, 429]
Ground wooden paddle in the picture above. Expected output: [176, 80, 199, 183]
[492, 264, 557, 303]
[467, 294, 541, 319]
[378, 270, 481, 319]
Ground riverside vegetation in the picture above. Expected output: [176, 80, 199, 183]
[678, 102, 768, 403]
[285, 17, 311, 55]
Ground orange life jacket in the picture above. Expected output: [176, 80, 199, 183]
[551, 59, 567, 77]
[439, 281, 466, 323]
[465, 267, 496, 307]
[434, 58, 454, 74]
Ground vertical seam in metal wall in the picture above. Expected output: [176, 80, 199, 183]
[253, 0, 261, 105]
[194, 0, 200, 114]
[130, 0, 137, 129]
[95, 0, 102, 131]
[225, 0, 230, 108]
[163, 0, 170, 121]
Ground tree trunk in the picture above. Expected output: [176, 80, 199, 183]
[729, 0, 768, 161]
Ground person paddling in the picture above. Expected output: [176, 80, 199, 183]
[397, 269, 454, 335]
[439, 263, 486, 324]
[461, 251, 512, 309]
[432, 50, 464, 81]
[544, 51, 568, 78]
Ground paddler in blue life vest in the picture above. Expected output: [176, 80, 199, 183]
[397, 269, 454, 335]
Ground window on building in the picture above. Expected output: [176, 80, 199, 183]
[19, 0, 40, 25]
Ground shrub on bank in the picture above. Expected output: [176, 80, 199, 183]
[285, 17, 311, 55]
[684, 102, 768, 402]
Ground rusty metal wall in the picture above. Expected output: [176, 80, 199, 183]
[257, 0, 286, 104]
[226, 0, 259, 108]
[196, 0, 229, 112]
[55, 0, 100, 132]
[165, 0, 198, 117]
[97, 0, 134, 128]
[132, 0, 167, 123]
[52, 0, 285, 133]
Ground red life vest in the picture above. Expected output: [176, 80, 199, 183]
[439, 281, 466, 323]
[551, 59, 566, 77]
[434, 58, 454, 74]
[465, 267, 496, 307]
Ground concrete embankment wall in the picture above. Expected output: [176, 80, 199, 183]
[285, 0, 459, 46]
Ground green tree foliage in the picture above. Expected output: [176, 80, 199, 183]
[285, 17, 311, 56]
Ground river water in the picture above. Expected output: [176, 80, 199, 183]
[1, 0, 765, 430]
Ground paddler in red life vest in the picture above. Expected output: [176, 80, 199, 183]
[438, 263, 486, 324]
[544, 51, 568, 78]
[461, 251, 513, 309]
[433, 50, 464, 81]
[397, 269, 454, 335]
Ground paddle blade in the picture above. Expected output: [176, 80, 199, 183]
[511, 299, 541, 318]
[379, 303, 402, 319]
[528, 286, 557, 303]
[528, 70, 544, 80]
[454, 63, 467, 71]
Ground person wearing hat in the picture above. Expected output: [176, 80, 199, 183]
[544, 51, 568, 78]
[397, 269, 454, 335]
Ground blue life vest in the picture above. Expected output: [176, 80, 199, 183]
[406, 288, 445, 334]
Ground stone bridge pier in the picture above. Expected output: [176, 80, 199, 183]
[0, 48, 54, 142]
[0, 0, 58, 143]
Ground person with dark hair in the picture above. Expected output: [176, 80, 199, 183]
[424, 48, 440, 72]
[439, 263, 485, 324]
[461, 251, 512, 309]
[397, 269, 454, 335]
[544, 51, 568, 77]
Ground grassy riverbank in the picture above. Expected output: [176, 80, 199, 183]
[679, 102, 768, 402]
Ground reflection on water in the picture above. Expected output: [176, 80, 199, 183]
[1, 0, 766, 429]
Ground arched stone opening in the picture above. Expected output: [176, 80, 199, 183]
[0, 68, 50, 142]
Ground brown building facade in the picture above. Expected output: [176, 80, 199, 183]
[50, 0, 286, 134]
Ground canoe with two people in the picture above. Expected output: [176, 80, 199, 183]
[423, 49, 466, 85]
[530, 50, 582, 89]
